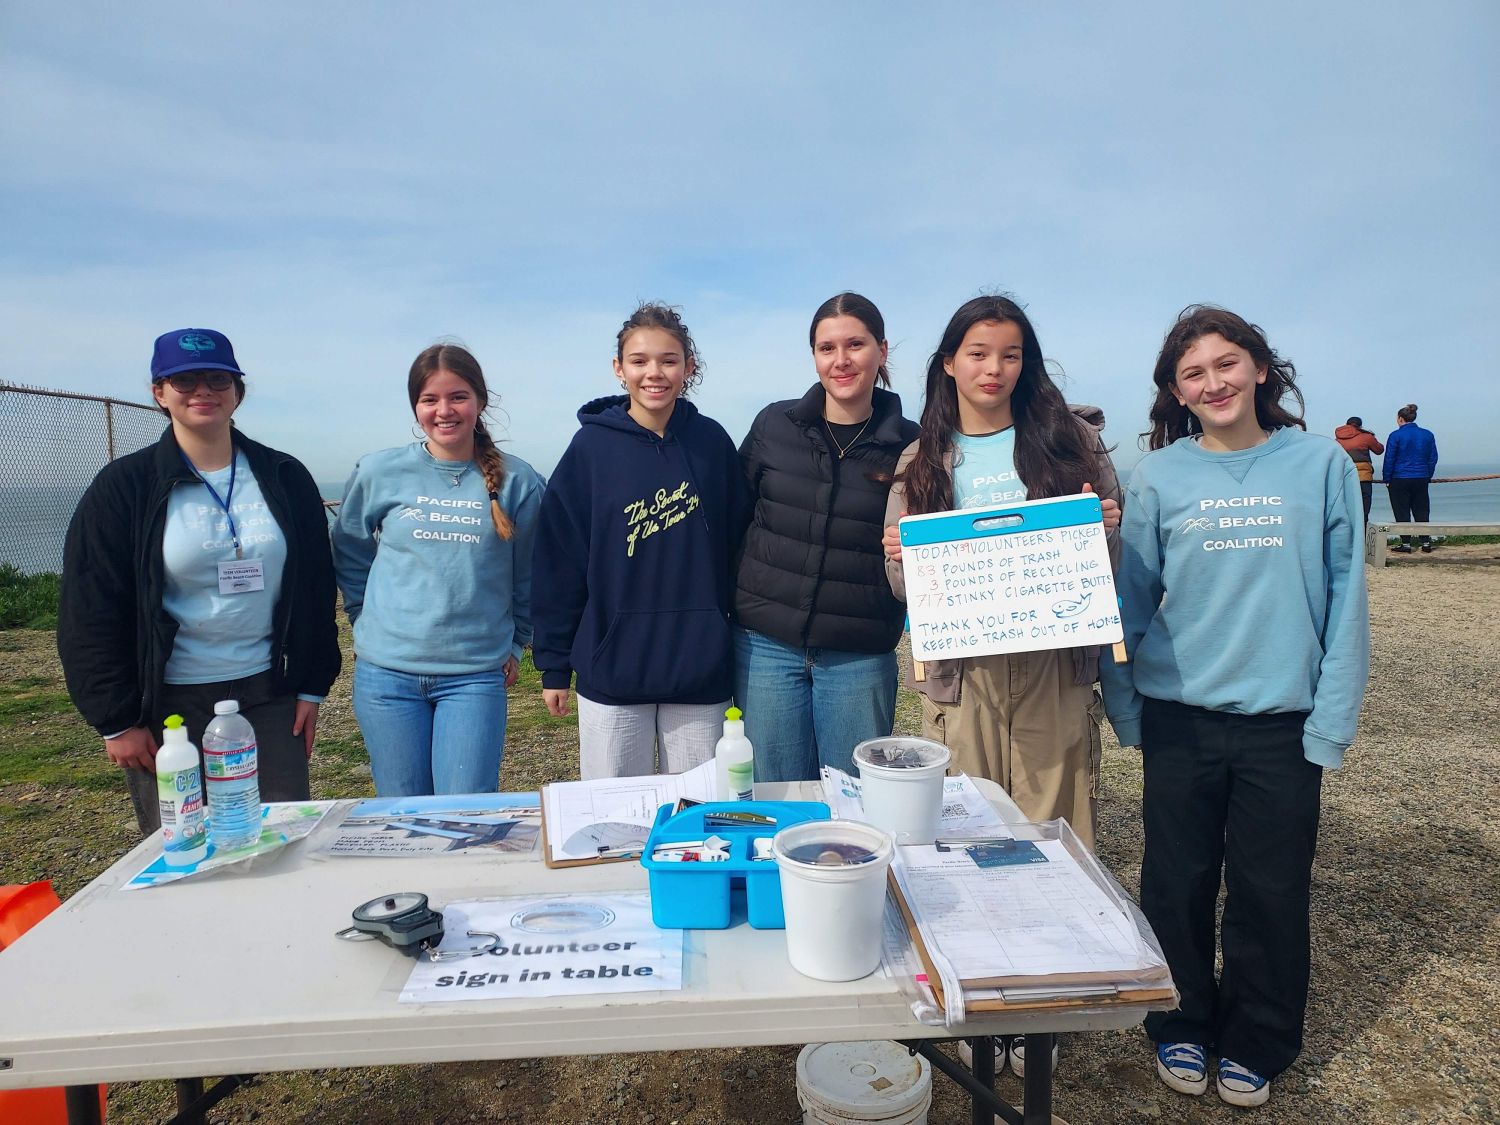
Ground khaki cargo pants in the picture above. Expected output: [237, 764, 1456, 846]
[920, 650, 1102, 850]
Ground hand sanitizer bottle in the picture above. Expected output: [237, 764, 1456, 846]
[157, 714, 208, 865]
[715, 706, 755, 801]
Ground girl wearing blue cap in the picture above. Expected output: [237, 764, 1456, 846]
[59, 329, 342, 835]
[333, 344, 544, 797]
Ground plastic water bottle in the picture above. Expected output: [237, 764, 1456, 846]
[714, 706, 755, 801]
[201, 700, 262, 851]
[157, 714, 207, 865]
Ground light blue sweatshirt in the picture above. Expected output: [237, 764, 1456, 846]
[332, 442, 544, 676]
[1098, 427, 1369, 767]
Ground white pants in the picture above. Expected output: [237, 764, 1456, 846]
[576, 696, 729, 779]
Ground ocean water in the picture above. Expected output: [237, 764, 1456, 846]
[1115, 463, 1500, 525]
[5, 469, 1499, 577]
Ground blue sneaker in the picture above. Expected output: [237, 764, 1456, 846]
[1216, 1057, 1271, 1107]
[1155, 1042, 1208, 1095]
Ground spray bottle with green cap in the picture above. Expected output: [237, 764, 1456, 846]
[157, 714, 208, 865]
[714, 706, 755, 801]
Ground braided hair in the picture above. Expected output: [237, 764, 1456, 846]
[408, 343, 513, 539]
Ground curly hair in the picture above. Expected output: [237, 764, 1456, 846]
[616, 303, 704, 395]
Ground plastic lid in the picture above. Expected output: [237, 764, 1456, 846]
[724, 706, 742, 721]
[162, 714, 187, 743]
[853, 737, 950, 771]
[213, 700, 241, 715]
[772, 818, 893, 870]
[796, 1041, 931, 1117]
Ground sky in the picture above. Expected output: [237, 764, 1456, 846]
[2, 2, 1497, 483]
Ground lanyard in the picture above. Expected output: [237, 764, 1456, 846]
[182, 450, 242, 559]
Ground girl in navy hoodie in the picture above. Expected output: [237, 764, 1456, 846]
[533, 304, 752, 778]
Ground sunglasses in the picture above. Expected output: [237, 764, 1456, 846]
[157, 371, 236, 393]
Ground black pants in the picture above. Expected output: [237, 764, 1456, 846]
[125, 669, 310, 835]
[1358, 480, 1372, 524]
[1139, 698, 1322, 1078]
[1387, 477, 1431, 545]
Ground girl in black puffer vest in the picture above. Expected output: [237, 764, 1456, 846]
[733, 292, 919, 781]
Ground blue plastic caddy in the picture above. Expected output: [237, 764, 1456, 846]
[640, 800, 830, 929]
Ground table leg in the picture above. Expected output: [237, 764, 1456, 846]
[175, 1078, 205, 1125]
[899, 1040, 1022, 1125]
[64, 1085, 103, 1125]
[970, 1036, 995, 1125]
[1022, 1032, 1055, 1125]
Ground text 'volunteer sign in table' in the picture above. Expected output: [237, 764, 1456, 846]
[900, 493, 1122, 660]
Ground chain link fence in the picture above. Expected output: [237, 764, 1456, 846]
[0, 382, 165, 575]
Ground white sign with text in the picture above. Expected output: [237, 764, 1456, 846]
[900, 494, 1121, 661]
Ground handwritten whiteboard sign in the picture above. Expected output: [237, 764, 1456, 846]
[900, 493, 1121, 660]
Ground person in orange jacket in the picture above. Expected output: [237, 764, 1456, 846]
[1334, 416, 1384, 523]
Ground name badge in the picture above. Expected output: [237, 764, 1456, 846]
[218, 559, 266, 594]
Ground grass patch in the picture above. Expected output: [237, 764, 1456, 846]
[0, 686, 74, 719]
[0, 564, 60, 629]
[1440, 534, 1500, 546]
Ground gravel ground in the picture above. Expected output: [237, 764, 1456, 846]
[2, 553, 1497, 1124]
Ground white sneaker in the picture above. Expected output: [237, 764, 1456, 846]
[1009, 1035, 1058, 1078]
[1155, 1042, 1208, 1096]
[957, 1036, 1007, 1075]
[1216, 1057, 1271, 1107]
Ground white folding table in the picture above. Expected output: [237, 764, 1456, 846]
[0, 780, 1161, 1125]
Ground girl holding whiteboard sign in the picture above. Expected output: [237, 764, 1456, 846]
[1099, 306, 1367, 1108]
[881, 295, 1121, 853]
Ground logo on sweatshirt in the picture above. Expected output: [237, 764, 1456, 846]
[623, 480, 701, 558]
[398, 507, 426, 521]
[1182, 496, 1286, 551]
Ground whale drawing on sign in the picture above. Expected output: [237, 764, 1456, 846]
[1050, 591, 1093, 619]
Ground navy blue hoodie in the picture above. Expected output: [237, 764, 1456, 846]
[532, 396, 752, 706]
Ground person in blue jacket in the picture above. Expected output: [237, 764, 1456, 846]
[532, 304, 752, 779]
[1383, 402, 1440, 552]
[1100, 306, 1369, 1109]
[332, 343, 544, 797]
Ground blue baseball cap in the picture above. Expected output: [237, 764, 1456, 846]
[151, 329, 247, 380]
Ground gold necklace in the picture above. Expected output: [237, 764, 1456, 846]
[825, 414, 872, 459]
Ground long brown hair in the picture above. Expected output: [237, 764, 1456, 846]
[408, 343, 514, 539]
[1145, 306, 1306, 451]
[901, 296, 1096, 515]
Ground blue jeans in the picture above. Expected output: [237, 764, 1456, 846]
[353, 660, 508, 797]
[733, 627, 897, 782]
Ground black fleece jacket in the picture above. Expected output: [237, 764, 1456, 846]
[57, 426, 341, 738]
[734, 383, 919, 653]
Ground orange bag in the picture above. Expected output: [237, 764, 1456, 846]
[0, 881, 108, 1122]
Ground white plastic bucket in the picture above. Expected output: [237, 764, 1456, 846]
[772, 820, 894, 981]
[797, 1041, 932, 1124]
[852, 737, 951, 846]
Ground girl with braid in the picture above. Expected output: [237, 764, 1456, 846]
[333, 343, 544, 796]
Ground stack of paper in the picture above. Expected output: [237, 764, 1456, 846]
[539, 759, 718, 867]
[887, 829, 1173, 1016]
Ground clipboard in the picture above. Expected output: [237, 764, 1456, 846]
[899, 493, 1123, 663]
[538, 762, 719, 868]
[887, 875, 1174, 1013]
[537, 783, 642, 869]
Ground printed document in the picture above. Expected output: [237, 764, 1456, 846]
[400, 891, 682, 1002]
[892, 839, 1160, 984]
[542, 759, 717, 862]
